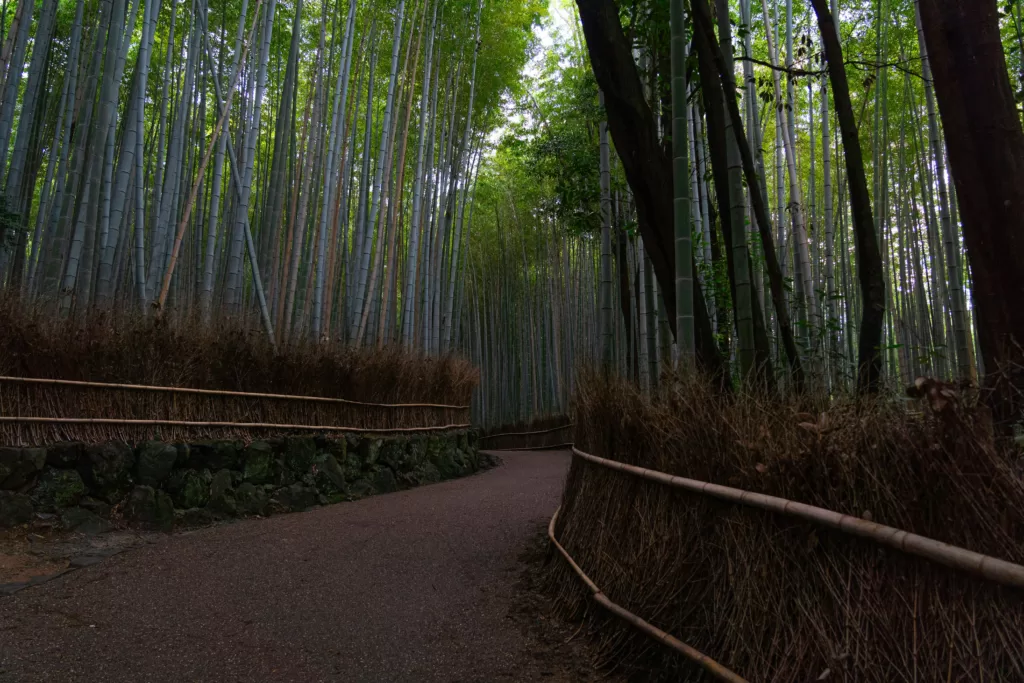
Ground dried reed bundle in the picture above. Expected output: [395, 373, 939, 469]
[0, 298, 477, 444]
[546, 369, 1024, 682]
[0, 296, 478, 406]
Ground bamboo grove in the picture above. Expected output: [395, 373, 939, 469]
[0, 0, 543, 353]
[465, 0, 1024, 425]
[2, 0, 1022, 427]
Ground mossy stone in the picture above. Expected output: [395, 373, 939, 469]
[175, 507, 216, 527]
[270, 482, 317, 512]
[32, 469, 87, 509]
[235, 482, 268, 516]
[171, 469, 212, 509]
[434, 441, 461, 479]
[173, 443, 191, 467]
[406, 438, 427, 469]
[61, 507, 110, 535]
[136, 441, 179, 487]
[124, 486, 173, 530]
[0, 447, 46, 490]
[313, 454, 347, 496]
[323, 436, 347, 461]
[81, 443, 135, 502]
[379, 438, 409, 473]
[425, 436, 443, 463]
[358, 437, 383, 466]
[78, 496, 111, 518]
[372, 467, 397, 493]
[0, 491, 32, 528]
[284, 437, 317, 477]
[348, 478, 375, 499]
[46, 442, 84, 469]
[242, 441, 274, 484]
[411, 463, 441, 486]
[207, 469, 236, 516]
[271, 455, 296, 487]
[190, 440, 240, 471]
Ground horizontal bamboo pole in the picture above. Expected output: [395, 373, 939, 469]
[0, 376, 469, 410]
[573, 447, 1024, 590]
[547, 506, 749, 683]
[479, 423, 574, 441]
[484, 442, 574, 452]
[0, 416, 469, 434]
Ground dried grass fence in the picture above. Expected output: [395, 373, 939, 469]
[0, 296, 479, 406]
[546, 370, 1024, 682]
[0, 377, 470, 446]
[478, 414, 574, 451]
[0, 298, 477, 445]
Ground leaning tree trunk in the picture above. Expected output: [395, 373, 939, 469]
[810, 0, 886, 394]
[599, 91, 613, 372]
[575, 0, 726, 384]
[913, 0, 971, 381]
[691, 0, 803, 390]
[917, 0, 1024, 424]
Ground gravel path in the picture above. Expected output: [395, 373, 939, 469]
[0, 451, 572, 683]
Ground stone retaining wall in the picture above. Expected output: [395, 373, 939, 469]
[0, 430, 486, 531]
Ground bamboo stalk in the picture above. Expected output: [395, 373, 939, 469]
[0, 376, 469, 410]
[571, 447, 1024, 589]
[156, 0, 265, 311]
[548, 506, 749, 683]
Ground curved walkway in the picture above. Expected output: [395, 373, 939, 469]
[0, 452, 570, 683]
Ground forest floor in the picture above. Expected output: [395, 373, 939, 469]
[0, 451, 619, 682]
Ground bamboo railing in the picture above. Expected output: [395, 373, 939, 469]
[569, 446, 1024, 588]
[548, 506, 749, 683]
[548, 446, 1024, 680]
[0, 376, 470, 445]
[478, 420, 574, 451]
[0, 376, 469, 409]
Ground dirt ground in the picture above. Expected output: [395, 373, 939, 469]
[507, 529, 631, 682]
[0, 520, 160, 595]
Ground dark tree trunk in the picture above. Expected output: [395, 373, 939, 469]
[615, 221, 633, 377]
[693, 15, 775, 390]
[575, 0, 727, 385]
[809, 0, 886, 394]
[706, 201, 730, 362]
[691, 0, 805, 391]
[917, 0, 1024, 422]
